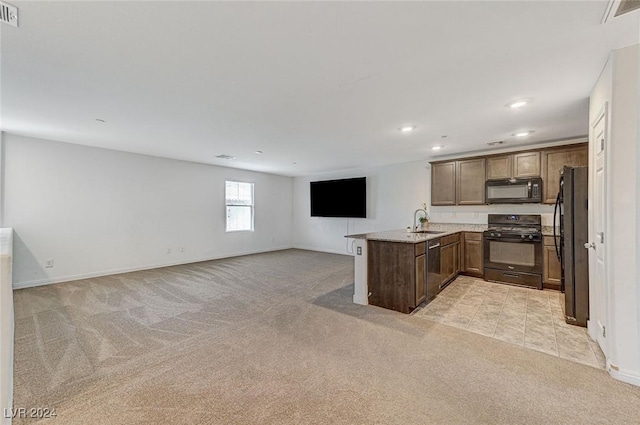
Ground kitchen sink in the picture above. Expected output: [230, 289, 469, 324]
[413, 230, 446, 234]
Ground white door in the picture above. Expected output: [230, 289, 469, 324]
[590, 105, 608, 355]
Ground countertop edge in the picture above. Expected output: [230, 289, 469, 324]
[346, 223, 555, 244]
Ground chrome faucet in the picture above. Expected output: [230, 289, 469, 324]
[413, 208, 427, 231]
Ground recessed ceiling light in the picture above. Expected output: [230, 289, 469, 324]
[255, 150, 263, 155]
[432, 146, 443, 151]
[95, 118, 106, 123]
[506, 99, 531, 108]
[513, 131, 532, 137]
[400, 125, 416, 133]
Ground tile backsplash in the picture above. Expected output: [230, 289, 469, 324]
[429, 204, 555, 226]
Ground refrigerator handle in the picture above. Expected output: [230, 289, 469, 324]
[554, 191, 561, 261]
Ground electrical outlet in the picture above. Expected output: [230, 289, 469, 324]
[167, 248, 172, 254]
[179, 247, 185, 253]
[357, 246, 362, 255]
[45, 259, 54, 268]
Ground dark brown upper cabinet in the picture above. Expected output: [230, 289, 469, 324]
[432, 159, 485, 206]
[456, 158, 486, 205]
[431, 141, 588, 206]
[486, 152, 540, 180]
[486, 155, 512, 180]
[431, 161, 457, 206]
[541, 145, 588, 203]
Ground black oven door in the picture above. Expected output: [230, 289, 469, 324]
[483, 236, 542, 275]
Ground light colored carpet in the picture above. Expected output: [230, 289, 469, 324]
[12, 249, 640, 424]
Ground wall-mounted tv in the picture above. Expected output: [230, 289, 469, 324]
[310, 177, 366, 218]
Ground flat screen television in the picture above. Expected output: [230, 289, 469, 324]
[310, 177, 366, 218]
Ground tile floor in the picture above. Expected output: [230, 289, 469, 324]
[413, 275, 606, 369]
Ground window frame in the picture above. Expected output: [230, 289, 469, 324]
[225, 180, 255, 233]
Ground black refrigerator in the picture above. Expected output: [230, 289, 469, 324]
[554, 166, 589, 327]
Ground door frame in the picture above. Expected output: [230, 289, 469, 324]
[588, 102, 611, 361]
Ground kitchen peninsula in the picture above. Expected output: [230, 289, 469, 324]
[347, 222, 557, 314]
[346, 224, 487, 313]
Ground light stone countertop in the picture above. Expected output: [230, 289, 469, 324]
[346, 222, 556, 244]
[345, 223, 488, 244]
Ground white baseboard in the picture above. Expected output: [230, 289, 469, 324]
[292, 245, 353, 256]
[609, 367, 640, 387]
[353, 294, 368, 305]
[12, 245, 294, 289]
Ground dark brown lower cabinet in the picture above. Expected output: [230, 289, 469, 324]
[461, 232, 484, 277]
[415, 254, 426, 305]
[440, 233, 460, 288]
[543, 236, 562, 290]
[367, 240, 426, 314]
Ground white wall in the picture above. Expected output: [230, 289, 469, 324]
[589, 44, 640, 386]
[610, 44, 640, 384]
[293, 161, 431, 254]
[0, 229, 13, 425]
[292, 158, 557, 255]
[3, 133, 293, 288]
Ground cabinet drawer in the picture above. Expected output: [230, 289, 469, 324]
[441, 233, 460, 246]
[415, 242, 426, 256]
[485, 269, 542, 289]
[464, 232, 482, 241]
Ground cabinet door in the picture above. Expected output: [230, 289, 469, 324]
[456, 158, 486, 205]
[463, 233, 484, 276]
[543, 245, 562, 289]
[541, 145, 588, 203]
[454, 242, 461, 274]
[415, 254, 426, 306]
[513, 152, 541, 178]
[440, 244, 455, 286]
[486, 155, 512, 180]
[367, 241, 416, 313]
[431, 162, 457, 205]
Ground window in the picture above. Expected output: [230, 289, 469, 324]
[225, 181, 254, 232]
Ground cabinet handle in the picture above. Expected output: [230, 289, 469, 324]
[429, 243, 441, 249]
[503, 273, 520, 278]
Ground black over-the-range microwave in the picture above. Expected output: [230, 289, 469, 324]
[485, 177, 543, 204]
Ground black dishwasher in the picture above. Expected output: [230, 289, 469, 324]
[426, 238, 441, 301]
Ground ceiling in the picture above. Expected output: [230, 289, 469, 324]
[1, 1, 639, 177]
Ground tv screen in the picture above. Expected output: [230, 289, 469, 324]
[310, 177, 366, 218]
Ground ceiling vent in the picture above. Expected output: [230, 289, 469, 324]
[216, 154, 236, 160]
[487, 140, 505, 146]
[0, 1, 18, 27]
[602, 0, 640, 23]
